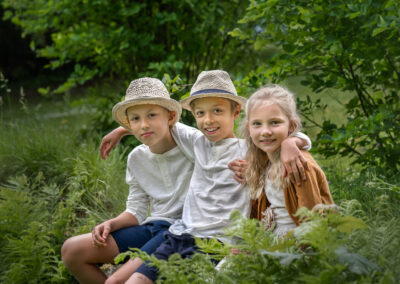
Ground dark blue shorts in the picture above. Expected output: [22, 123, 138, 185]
[136, 231, 198, 282]
[111, 220, 171, 255]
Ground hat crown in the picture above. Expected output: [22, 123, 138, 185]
[191, 70, 237, 96]
[125, 77, 170, 101]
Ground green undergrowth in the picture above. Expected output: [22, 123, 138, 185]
[0, 101, 128, 283]
[122, 196, 400, 283]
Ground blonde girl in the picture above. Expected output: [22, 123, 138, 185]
[244, 85, 334, 236]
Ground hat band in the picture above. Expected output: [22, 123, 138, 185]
[191, 89, 233, 96]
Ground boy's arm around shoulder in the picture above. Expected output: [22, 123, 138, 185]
[100, 126, 131, 160]
[281, 132, 311, 186]
[171, 122, 203, 163]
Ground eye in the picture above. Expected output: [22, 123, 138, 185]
[251, 121, 261, 126]
[148, 113, 157, 118]
[271, 120, 280, 125]
[195, 110, 204, 117]
[130, 116, 140, 122]
[214, 108, 222, 114]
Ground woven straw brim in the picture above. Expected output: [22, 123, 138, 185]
[180, 92, 247, 111]
[112, 97, 182, 130]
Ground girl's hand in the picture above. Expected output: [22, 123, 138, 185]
[91, 222, 112, 247]
[228, 159, 247, 184]
[99, 127, 130, 160]
[281, 137, 309, 185]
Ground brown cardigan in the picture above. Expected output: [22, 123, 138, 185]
[250, 151, 334, 226]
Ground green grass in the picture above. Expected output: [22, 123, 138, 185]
[0, 96, 129, 283]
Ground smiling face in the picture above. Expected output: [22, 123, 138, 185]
[127, 104, 176, 154]
[248, 102, 293, 155]
[191, 97, 240, 142]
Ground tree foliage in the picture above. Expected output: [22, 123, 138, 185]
[1, 0, 255, 93]
[231, 0, 400, 173]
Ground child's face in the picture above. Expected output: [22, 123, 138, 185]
[191, 97, 240, 142]
[127, 104, 175, 153]
[248, 102, 292, 154]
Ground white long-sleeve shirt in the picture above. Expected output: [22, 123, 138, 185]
[125, 123, 201, 224]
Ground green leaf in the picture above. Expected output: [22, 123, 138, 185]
[336, 216, 366, 233]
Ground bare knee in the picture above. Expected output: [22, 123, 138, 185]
[126, 272, 154, 284]
[61, 237, 77, 267]
[61, 236, 89, 268]
[105, 273, 125, 284]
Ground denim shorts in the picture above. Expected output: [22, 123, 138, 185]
[135, 231, 198, 282]
[111, 220, 171, 255]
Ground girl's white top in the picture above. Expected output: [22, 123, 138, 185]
[125, 123, 202, 225]
[169, 136, 251, 240]
[264, 178, 296, 237]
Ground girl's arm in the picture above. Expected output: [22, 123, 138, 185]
[100, 126, 131, 160]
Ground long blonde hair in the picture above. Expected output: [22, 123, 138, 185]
[243, 85, 302, 198]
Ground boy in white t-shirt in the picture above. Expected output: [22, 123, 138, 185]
[126, 70, 311, 284]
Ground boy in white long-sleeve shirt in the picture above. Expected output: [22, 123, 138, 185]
[127, 70, 312, 284]
[61, 78, 203, 284]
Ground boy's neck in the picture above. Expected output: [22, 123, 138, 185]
[210, 132, 237, 143]
[149, 133, 177, 154]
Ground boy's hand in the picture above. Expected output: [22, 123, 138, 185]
[281, 137, 309, 186]
[92, 222, 112, 247]
[228, 159, 247, 184]
[100, 127, 130, 160]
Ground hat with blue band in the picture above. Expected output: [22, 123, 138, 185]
[180, 70, 247, 111]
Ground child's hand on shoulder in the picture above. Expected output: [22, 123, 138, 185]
[99, 127, 130, 160]
[228, 159, 247, 184]
[281, 137, 309, 186]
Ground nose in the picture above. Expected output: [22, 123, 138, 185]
[261, 125, 272, 136]
[140, 118, 150, 129]
[204, 112, 214, 125]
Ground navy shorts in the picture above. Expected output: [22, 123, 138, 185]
[136, 231, 198, 282]
[111, 220, 171, 256]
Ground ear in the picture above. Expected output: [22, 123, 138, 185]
[168, 111, 176, 126]
[233, 104, 241, 119]
[288, 120, 296, 134]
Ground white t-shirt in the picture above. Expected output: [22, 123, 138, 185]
[169, 131, 311, 239]
[169, 136, 251, 239]
[125, 123, 201, 224]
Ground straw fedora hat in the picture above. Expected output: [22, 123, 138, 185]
[180, 70, 247, 111]
[112, 78, 182, 129]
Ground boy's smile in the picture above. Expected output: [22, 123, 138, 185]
[192, 97, 240, 142]
[127, 104, 176, 154]
[248, 102, 292, 155]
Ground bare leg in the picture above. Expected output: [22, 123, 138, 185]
[61, 233, 119, 284]
[105, 258, 144, 284]
[125, 272, 154, 284]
